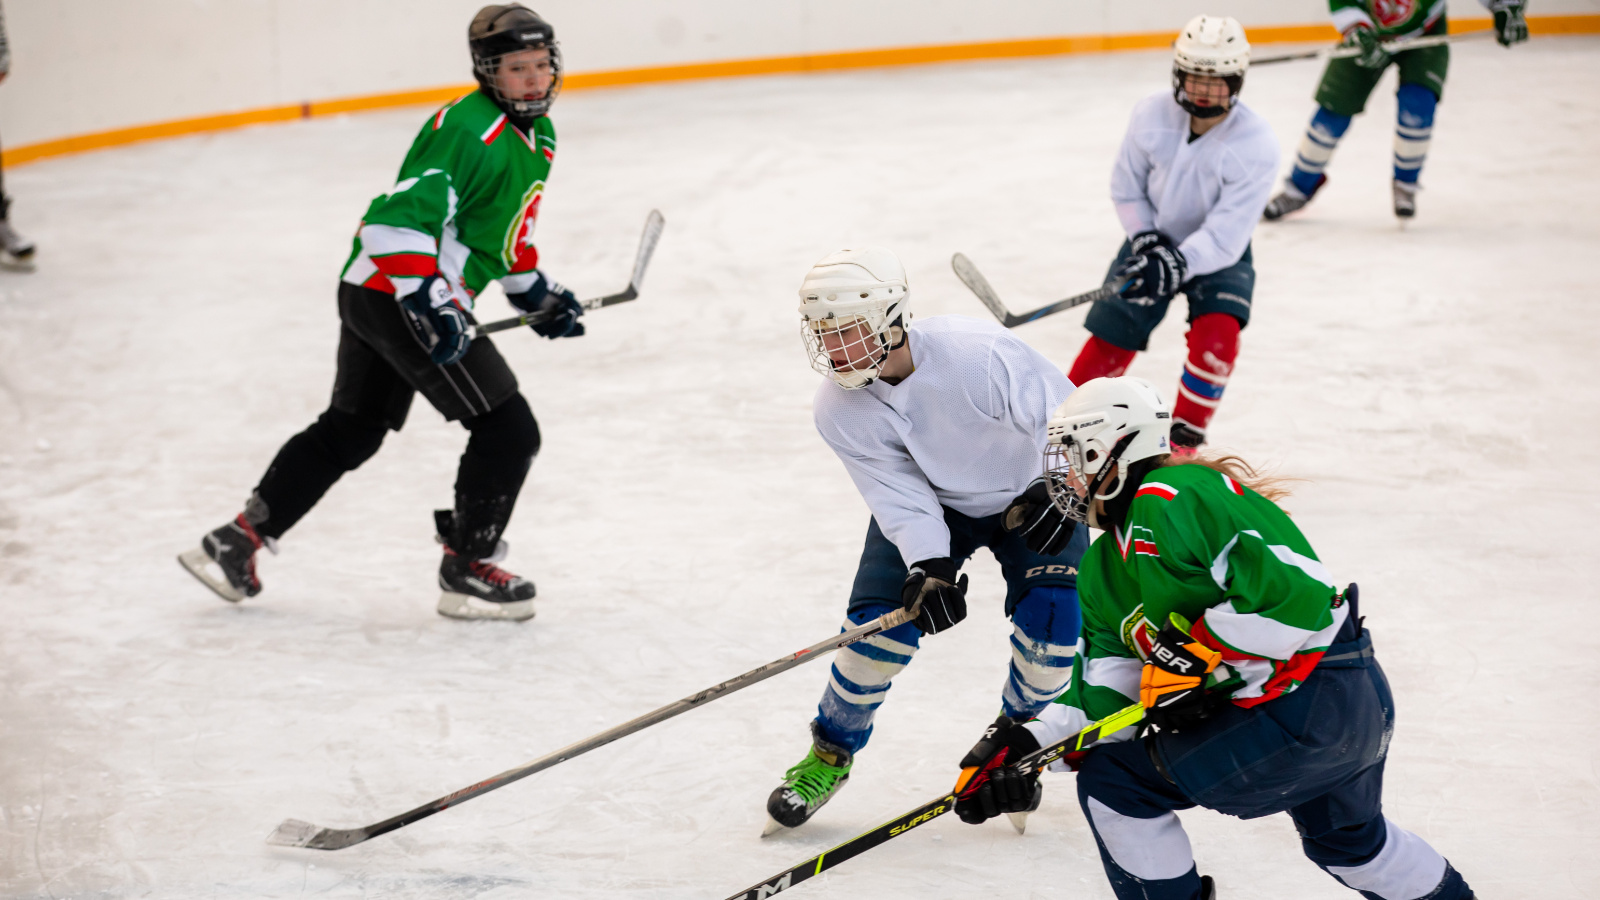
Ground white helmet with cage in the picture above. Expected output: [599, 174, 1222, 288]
[798, 247, 910, 390]
[1171, 15, 1251, 118]
[1044, 377, 1173, 529]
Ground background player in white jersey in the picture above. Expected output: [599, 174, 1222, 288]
[1065, 16, 1277, 457]
[764, 247, 1090, 834]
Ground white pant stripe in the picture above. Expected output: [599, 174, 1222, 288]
[1086, 797, 1195, 881]
[1326, 818, 1448, 900]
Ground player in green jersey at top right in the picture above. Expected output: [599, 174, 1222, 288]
[953, 377, 1477, 899]
[1264, 0, 1528, 221]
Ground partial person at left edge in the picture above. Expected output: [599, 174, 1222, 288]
[180, 4, 585, 622]
[0, 0, 37, 270]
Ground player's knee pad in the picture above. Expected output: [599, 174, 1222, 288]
[1393, 83, 1437, 183]
[1069, 335, 1138, 386]
[464, 393, 541, 461]
[312, 407, 388, 471]
[1174, 314, 1239, 431]
[1003, 588, 1080, 717]
[1011, 587, 1081, 645]
[1310, 106, 1353, 141]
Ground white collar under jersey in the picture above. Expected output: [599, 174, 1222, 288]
[1111, 92, 1280, 278]
[812, 315, 1073, 566]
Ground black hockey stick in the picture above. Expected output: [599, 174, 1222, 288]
[266, 605, 916, 851]
[723, 702, 1146, 900]
[1252, 29, 1491, 66]
[951, 252, 1122, 328]
[476, 208, 665, 335]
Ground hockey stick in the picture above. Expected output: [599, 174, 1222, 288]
[724, 702, 1146, 900]
[476, 208, 665, 335]
[1252, 29, 1492, 66]
[951, 252, 1121, 329]
[267, 605, 916, 851]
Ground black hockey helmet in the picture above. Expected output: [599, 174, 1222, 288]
[469, 5, 562, 125]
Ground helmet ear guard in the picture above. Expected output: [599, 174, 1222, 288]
[1042, 377, 1174, 528]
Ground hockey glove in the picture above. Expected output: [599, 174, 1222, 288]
[901, 557, 969, 635]
[1488, 0, 1529, 46]
[955, 715, 1043, 825]
[1003, 477, 1079, 556]
[1342, 24, 1389, 69]
[1114, 231, 1188, 304]
[508, 270, 585, 340]
[400, 275, 473, 366]
[1139, 613, 1224, 734]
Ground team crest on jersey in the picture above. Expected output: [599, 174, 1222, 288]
[1372, 0, 1417, 27]
[502, 180, 545, 272]
[1119, 605, 1156, 662]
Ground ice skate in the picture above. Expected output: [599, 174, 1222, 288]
[1004, 780, 1045, 834]
[177, 514, 269, 602]
[0, 220, 36, 271]
[1393, 180, 1418, 219]
[763, 724, 852, 836]
[1170, 422, 1206, 459]
[436, 545, 536, 621]
[1262, 175, 1325, 221]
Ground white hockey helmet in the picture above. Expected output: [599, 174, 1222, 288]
[1172, 15, 1250, 117]
[798, 247, 910, 390]
[1044, 377, 1172, 528]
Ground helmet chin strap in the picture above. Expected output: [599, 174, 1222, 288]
[1082, 433, 1139, 531]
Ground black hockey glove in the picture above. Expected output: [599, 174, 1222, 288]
[400, 274, 473, 365]
[901, 557, 968, 635]
[1138, 614, 1225, 735]
[955, 715, 1043, 825]
[1114, 231, 1188, 304]
[1342, 24, 1389, 69]
[508, 270, 585, 339]
[1488, 0, 1528, 46]
[1002, 477, 1079, 556]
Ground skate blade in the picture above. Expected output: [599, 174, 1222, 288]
[0, 255, 35, 273]
[761, 815, 791, 838]
[436, 591, 535, 622]
[1006, 811, 1031, 835]
[177, 548, 246, 603]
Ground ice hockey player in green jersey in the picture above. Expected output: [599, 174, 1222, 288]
[956, 376, 1478, 900]
[1263, 0, 1528, 220]
[179, 5, 582, 622]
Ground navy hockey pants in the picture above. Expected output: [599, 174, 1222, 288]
[813, 506, 1087, 753]
[1075, 623, 1472, 900]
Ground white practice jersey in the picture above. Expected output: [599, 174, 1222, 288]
[1111, 92, 1279, 277]
[813, 316, 1073, 566]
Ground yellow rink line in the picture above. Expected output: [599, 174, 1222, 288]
[5, 15, 1595, 168]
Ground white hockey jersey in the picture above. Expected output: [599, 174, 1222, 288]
[1111, 92, 1279, 277]
[812, 316, 1072, 566]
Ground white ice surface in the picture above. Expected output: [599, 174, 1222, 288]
[2, 38, 1598, 900]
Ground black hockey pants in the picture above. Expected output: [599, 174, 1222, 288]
[249, 284, 541, 557]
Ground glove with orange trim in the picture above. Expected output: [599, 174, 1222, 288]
[1139, 614, 1224, 735]
[954, 715, 1043, 824]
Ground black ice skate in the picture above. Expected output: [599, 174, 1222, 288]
[178, 514, 269, 602]
[1393, 180, 1419, 219]
[0, 220, 36, 271]
[1262, 175, 1326, 221]
[763, 723, 853, 836]
[437, 545, 536, 621]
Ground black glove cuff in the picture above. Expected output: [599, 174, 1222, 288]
[909, 556, 957, 584]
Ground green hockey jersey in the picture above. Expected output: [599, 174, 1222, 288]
[1026, 463, 1348, 747]
[341, 89, 556, 307]
[1329, 0, 1448, 38]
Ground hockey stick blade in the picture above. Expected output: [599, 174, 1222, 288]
[477, 209, 665, 335]
[723, 702, 1145, 900]
[952, 253, 1118, 329]
[267, 606, 915, 851]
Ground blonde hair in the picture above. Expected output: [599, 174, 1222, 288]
[1156, 452, 1296, 504]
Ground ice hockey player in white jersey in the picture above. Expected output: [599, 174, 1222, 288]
[763, 247, 1091, 834]
[1065, 15, 1277, 458]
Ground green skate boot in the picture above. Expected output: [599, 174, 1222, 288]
[763, 724, 853, 836]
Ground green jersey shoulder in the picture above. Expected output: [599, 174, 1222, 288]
[1329, 0, 1448, 38]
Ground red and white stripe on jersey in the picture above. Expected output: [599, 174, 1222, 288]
[1192, 602, 1348, 707]
[432, 95, 468, 131]
[348, 224, 438, 296]
[481, 114, 508, 145]
[1220, 473, 1244, 495]
[1135, 482, 1179, 502]
[1115, 525, 1161, 560]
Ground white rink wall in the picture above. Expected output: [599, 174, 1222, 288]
[5, 0, 1593, 148]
